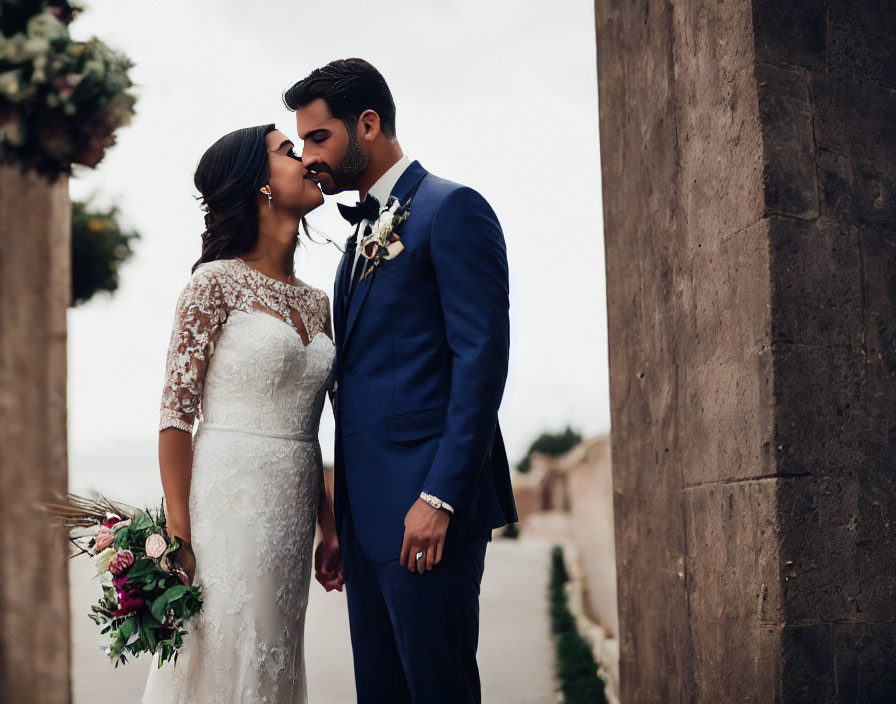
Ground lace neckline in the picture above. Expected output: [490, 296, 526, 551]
[235, 257, 305, 292]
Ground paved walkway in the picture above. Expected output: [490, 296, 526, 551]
[71, 537, 557, 703]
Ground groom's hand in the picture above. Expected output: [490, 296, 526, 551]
[400, 499, 451, 575]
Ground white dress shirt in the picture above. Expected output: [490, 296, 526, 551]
[349, 154, 412, 282]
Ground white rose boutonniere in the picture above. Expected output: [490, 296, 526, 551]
[358, 196, 411, 281]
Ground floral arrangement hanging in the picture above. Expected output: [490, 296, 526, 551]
[0, 1, 137, 175]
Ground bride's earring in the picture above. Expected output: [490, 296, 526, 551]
[260, 185, 272, 206]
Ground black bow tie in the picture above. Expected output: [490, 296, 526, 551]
[337, 194, 381, 226]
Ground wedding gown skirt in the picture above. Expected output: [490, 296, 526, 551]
[141, 304, 335, 704]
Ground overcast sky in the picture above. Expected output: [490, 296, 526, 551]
[66, 0, 608, 498]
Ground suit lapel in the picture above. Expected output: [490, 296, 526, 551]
[334, 219, 365, 348]
[342, 161, 428, 351]
[333, 249, 351, 346]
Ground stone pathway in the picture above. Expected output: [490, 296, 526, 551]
[71, 537, 557, 703]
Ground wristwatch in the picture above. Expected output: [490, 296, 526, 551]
[420, 492, 454, 514]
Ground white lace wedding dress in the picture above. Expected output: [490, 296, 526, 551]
[140, 257, 335, 704]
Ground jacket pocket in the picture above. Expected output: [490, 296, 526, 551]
[385, 407, 446, 443]
[374, 247, 417, 278]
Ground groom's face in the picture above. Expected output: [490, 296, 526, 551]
[295, 97, 367, 195]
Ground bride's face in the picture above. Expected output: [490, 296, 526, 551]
[263, 130, 324, 214]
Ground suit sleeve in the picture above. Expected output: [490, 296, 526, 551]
[421, 187, 510, 510]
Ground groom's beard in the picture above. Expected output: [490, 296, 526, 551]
[330, 130, 369, 193]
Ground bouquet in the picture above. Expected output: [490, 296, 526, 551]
[43, 493, 202, 667]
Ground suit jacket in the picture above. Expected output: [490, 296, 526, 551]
[332, 160, 518, 563]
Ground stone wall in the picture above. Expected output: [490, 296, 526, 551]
[0, 165, 71, 703]
[595, 1, 896, 701]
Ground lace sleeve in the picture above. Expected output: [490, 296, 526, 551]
[159, 268, 229, 433]
[319, 291, 333, 341]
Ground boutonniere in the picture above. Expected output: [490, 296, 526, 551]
[359, 196, 411, 281]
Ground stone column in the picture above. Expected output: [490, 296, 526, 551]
[0, 165, 71, 703]
[595, 1, 896, 701]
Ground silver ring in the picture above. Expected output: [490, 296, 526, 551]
[415, 550, 425, 562]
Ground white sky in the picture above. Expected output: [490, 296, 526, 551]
[66, 0, 608, 496]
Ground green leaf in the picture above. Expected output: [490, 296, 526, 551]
[135, 617, 156, 653]
[112, 526, 130, 548]
[163, 584, 189, 601]
[117, 615, 137, 640]
[150, 584, 188, 622]
[149, 595, 168, 623]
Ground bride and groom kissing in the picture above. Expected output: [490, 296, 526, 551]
[141, 58, 517, 704]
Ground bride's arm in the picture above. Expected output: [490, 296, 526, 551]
[317, 476, 337, 537]
[158, 268, 227, 550]
[318, 290, 337, 538]
[159, 429, 193, 542]
[314, 476, 343, 592]
[314, 292, 343, 591]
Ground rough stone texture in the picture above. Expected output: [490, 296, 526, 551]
[596, 0, 896, 701]
[0, 165, 71, 703]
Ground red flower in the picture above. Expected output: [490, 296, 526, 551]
[102, 516, 122, 528]
[111, 577, 143, 616]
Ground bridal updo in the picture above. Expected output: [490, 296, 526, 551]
[192, 124, 276, 273]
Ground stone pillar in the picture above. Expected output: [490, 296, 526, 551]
[595, 1, 896, 701]
[0, 165, 71, 703]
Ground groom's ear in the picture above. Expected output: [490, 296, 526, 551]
[358, 109, 382, 143]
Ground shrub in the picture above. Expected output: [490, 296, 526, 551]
[517, 426, 583, 473]
[549, 545, 608, 704]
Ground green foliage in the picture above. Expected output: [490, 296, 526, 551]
[549, 545, 608, 704]
[71, 199, 138, 306]
[0, 1, 136, 175]
[517, 426, 583, 473]
[112, 509, 153, 548]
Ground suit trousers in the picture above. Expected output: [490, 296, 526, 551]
[343, 510, 490, 704]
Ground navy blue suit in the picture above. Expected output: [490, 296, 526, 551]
[332, 161, 517, 703]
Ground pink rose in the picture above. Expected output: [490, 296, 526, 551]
[94, 526, 115, 551]
[109, 549, 134, 575]
[145, 533, 167, 559]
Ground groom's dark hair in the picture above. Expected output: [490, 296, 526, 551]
[283, 58, 397, 138]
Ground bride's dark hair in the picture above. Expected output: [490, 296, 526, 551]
[192, 124, 276, 273]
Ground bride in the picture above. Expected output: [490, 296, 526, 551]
[140, 124, 344, 704]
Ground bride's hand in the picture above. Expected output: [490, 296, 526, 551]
[314, 532, 344, 592]
[172, 540, 197, 586]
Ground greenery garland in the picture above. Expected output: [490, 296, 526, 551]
[71, 199, 139, 306]
[550, 545, 609, 704]
[0, 1, 136, 176]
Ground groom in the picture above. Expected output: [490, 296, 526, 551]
[286, 58, 517, 703]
